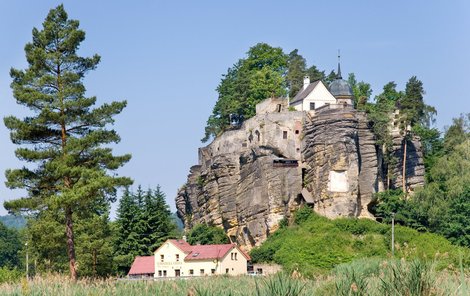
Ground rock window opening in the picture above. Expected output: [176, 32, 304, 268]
[255, 130, 260, 141]
[295, 130, 299, 134]
[277, 104, 282, 112]
[283, 131, 287, 139]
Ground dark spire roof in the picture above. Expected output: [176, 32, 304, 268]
[337, 50, 342, 79]
[329, 50, 353, 98]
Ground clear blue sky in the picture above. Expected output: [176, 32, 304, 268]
[1, 1, 469, 216]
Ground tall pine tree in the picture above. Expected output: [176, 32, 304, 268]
[3, 5, 131, 280]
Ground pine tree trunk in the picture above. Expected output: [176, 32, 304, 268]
[402, 138, 407, 195]
[65, 207, 78, 281]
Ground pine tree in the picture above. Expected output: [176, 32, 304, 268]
[3, 5, 131, 280]
[286, 49, 307, 98]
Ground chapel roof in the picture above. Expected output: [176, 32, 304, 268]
[290, 80, 321, 105]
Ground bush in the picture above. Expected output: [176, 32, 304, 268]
[187, 224, 229, 245]
[0, 267, 23, 284]
[249, 208, 470, 277]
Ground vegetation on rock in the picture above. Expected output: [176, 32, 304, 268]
[250, 208, 469, 277]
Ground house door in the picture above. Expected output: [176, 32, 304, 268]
[175, 269, 181, 277]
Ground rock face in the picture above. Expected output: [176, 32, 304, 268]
[301, 108, 381, 219]
[176, 102, 425, 249]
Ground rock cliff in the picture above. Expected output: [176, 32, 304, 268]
[176, 102, 425, 249]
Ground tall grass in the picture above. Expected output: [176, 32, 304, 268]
[0, 262, 467, 296]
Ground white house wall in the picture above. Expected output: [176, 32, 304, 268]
[301, 83, 337, 111]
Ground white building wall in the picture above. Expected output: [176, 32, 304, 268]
[154, 241, 187, 278]
[154, 241, 248, 278]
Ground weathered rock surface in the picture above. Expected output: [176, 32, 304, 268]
[176, 104, 425, 249]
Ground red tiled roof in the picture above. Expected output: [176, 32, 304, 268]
[185, 244, 234, 261]
[168, 239, 193, 253]
[183, 243, 250, 261]
[128, 256, 154, 275]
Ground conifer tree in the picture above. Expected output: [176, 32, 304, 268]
[286, 49, 307, 98]
[113, 188, 141, 274]
[3, 5, 131, 280]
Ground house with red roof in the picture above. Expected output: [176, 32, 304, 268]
[128, 239, 250, 278]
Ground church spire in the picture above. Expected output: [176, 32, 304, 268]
[337, 49, 342, 79]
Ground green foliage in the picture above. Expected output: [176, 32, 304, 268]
[3, 4, 131, 279]
[293, 206, 313, 225]
[114, 186, 178, 275]
[202, 43, 288, 142]
[186, 224, 229, 245]
[0, 267, 23, 284]
[24, 203, 115, 277]
[0, 222, 22, 268]
[373, 115, 470, 247]
[250, 209, 469, 277]
[348, 73, 372, 110]
[286, 49, 307, 98]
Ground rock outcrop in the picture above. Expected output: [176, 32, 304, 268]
[176, 101, 425, 249]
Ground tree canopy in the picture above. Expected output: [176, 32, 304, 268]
[113, 186, 178, 275]
[186, 224, 229, 245]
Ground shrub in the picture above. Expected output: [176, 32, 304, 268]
[0, 267, 23, 284]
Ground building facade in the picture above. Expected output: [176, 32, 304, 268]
[128, 239, 250, 278]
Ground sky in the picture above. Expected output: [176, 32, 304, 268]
[0, 1, 469, 217]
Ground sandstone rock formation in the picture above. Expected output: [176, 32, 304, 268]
[176, 100, 425, 249]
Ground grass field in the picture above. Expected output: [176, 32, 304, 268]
[1, 259, 468, 296]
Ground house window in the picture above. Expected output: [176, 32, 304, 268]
[176, 254, 179, 262]
[283, 131, 287, 139]
[310, 102, 315, 110]
[234, 253, 238, 260]
[163, 270, 167, 277]
[160, 255, 164, 262]
[277, 104, 282, 112]
[200, 269, 205, 275]
[158, 270, 162, 277]
[211, 269, 216, 275]
[231, 253, 234, 260]
[257, 268, 263, 275]
[189, 269, 194, 275]
[226, 268, 229, 274]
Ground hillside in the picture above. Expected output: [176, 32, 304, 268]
[0, 215, 26, 230]
[250, 208, 469, 277]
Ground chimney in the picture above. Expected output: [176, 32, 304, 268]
[182, 235, 187, 242]
[303, 76, 310, 90]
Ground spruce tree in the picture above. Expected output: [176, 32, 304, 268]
[113, 188, 141, 274]
[3, 5, 131, 280]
